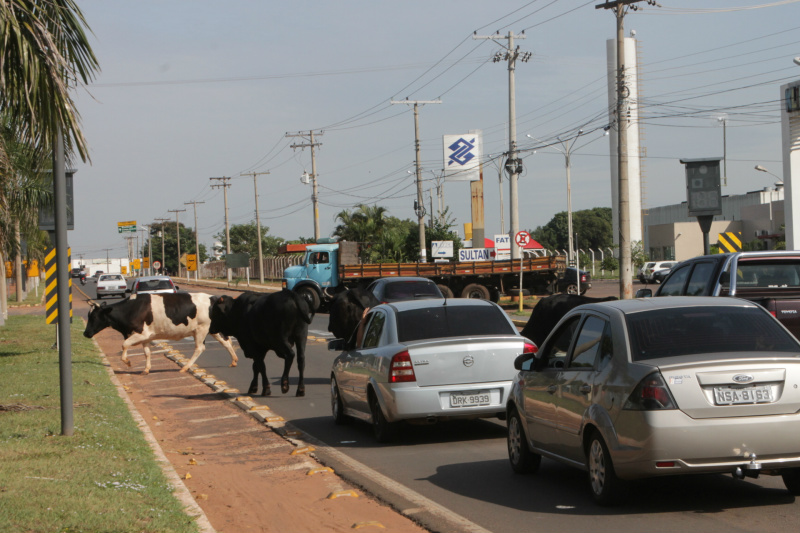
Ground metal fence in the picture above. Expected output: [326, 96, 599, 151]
[198, 255, 303, 280]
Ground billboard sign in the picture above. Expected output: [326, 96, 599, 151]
[431, 241, 453, 258]
[494, 234, 511, 261]
[458, 248, 491, 262]
[443, 132, 481, 182]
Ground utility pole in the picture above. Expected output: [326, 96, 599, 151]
[240, 171, 270, 284]
[142, 224, 153, 275]
[184, 200, 205, 280]
[596, 0, 659, 299]
[390, 99, 442, 262]
[287, 131, 323, 240]
[474, 31, 531, 259]
[155, 217, 169, 274]
[168, 209, 186, 277]
[210, 177, 232, 281]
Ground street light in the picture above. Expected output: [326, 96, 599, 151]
[526, 130, 585, 265]
[755, 164, 783, 186]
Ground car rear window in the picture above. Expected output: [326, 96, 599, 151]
[384, 281, 441, 301]
[728, 259, 800, 289]
[626, 307, 799, 361]
[396, 305, 515, 342]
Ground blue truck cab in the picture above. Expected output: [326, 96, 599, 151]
[282, 243, 340, 310]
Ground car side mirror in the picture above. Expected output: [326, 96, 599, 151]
[174, 285, 179, 290]
[635, 288, 652, 298]
[328, 339, 346, 352]
[514, 353, 536, 372]
[719, 271, 730, 286]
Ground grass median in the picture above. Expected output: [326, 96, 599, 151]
[0, 314, 199, 533]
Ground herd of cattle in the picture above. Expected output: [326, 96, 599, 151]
[83, 287, 615, 397]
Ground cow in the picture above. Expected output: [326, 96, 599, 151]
[83, 292, 239, 375]
[327, 287, 380, 345]
[521, 293, 618, 347]
[209, 289, 313, 397]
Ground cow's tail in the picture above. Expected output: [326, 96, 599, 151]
[290, 290, 314, 324]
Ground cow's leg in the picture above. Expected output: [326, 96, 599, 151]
[120, 340, 134, 368]
[179, 335, 207, 373]
[250, 357, 271, 396]
[274, 340, 295, 395]
[142, 342, 153, 375]
[212, 333, 238, 367]
[293, 335, 306, 397]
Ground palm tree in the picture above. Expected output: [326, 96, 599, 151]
[333, 204, 389, 262]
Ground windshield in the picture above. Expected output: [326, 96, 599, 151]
[383, 281, 441, 301]
[626, 306, 799, 361]
[396, 305, 515, 342]
[726, 258, 800, 289]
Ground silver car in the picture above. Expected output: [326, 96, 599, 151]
[507, 296, 800, 505]
[329, 298, 535, 442]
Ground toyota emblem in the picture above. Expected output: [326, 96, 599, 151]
[463, 355, 474, 367]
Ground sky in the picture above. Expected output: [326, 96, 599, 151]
[67, 0, 800, 261]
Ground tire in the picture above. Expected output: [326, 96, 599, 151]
[587, 431, 628, 506]
[437, 284, 454, 299]
[461, 283, 490, 300]
[297, 286, 320, 311]
[782, 468, 800, 495]
[507, 408, 541, 474]
[369, 392, 397, 443]
[489, 287, 501, 303]
[330, 376, 349, 425]
[565, 284, 579, 295]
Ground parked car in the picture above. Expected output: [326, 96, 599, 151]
[638, 261, 676, 283]
[95, 273, 128, 299]
[366, 276, 444, 303]
[650, 265, 675, 284]
[329, 298, 535, 442]
[129, 275, 178, 296]
[506, 296, 800, 505]
[557, 267, 591, 295]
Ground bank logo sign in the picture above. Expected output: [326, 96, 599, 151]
[443, 132, 481, 182]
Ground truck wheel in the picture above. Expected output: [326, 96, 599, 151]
[297, 286, 320, 311]
[461, 283, 490, 300]
[437, 284, 454, 299]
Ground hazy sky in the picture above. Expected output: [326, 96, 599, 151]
[68, 0, 800, 261]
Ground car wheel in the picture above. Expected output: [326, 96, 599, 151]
[330, 376, 349, 425]
[782, 468, 800, 495]
[507, 408, 541, 474]
[297, 286, 320, 312]
[461, 283, 490, 300]
[369, 392, 397, 443]
[565, 283, 579, 295]
[437, 284, 454, 299]
[587, 431, 627, 505]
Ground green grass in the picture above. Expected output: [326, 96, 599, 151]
[0, 315, 199, 533]
[6, 285, 45, 307]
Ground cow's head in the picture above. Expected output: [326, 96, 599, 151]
[83, 301, 112, 338]
[327, 288, 379, 340]
[209, 294, 236, 336]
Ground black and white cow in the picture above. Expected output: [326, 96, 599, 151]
[327, 287, 380, 344]
[520, 293, 618, 347]
[83, 292, 238, 374]
[209, 289, 313, 397]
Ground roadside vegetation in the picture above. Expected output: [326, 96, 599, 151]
[0, 315, 199, 533]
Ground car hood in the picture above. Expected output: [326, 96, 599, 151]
[284, 265, 305, 279]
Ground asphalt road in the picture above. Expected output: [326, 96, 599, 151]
[81, 279, 800, 532]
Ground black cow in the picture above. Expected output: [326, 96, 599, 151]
[520, 293, 618, 347]
[83, 293, 238, 374]
[327, 287, 380, 344]
[210, 290, 313, 397]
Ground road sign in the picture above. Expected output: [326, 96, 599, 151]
[118, 220, 137, 233]
[152, 260, 162, 270]
[45, 246, 72, 324]
[515, 231, 531, 247]
[186, 254, 197, 271]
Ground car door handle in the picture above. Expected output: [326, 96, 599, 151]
[579, 384, 592, 394]
[546, 385, 557, 394]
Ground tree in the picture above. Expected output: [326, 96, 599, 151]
[402, 207, 462, 262]
[530, 207, 612, 252]
[333, 204, 390, 263]
[146, 221, 206, 275]
[213, 222, 284, 258]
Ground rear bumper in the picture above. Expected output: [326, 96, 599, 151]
[376, 381, 513, 422]
[610, 410, 800, 479]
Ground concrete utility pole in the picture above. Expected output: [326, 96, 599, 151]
[142, 224, 153, 275]
[155, 217, 169, 273]
[473, 31, 531, 259]
[168, 209, 186, 277]
[210, 177, 232, 281]
[184, 200, 205, 280]
[390, 99, 442, 263]
[287, 131, 323, 240]
[596, 0, 657, 298]
[240, 171, 270, 284]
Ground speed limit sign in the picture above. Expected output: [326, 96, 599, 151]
[152, 260, 162, 270]
[515, 231, 531, 247]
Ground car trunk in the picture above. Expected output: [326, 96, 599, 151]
[648, 356, 800, 419]
[406, 337, 525, 387]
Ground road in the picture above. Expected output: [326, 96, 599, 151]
[81, 280, 800, 532]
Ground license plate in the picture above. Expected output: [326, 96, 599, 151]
[713, 386, 773, 405]
[450, 392, 490, 408]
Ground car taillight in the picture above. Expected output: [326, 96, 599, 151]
[623, 373, 677, 410]
[389, 350, 416, 383]
[523, 342, 537, 354]
[580, 274, 587, 282]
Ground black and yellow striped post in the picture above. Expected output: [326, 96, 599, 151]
[717, 232, 743, 253]
[45, 247, 72, 324]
